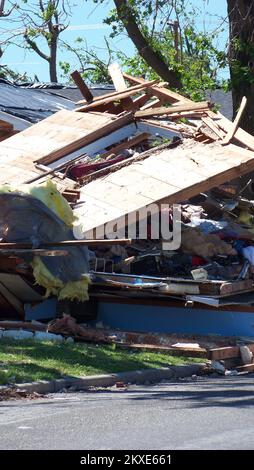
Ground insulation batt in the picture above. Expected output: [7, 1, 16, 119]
[181, 227, 237, 258]
[0, 180, 90, 301]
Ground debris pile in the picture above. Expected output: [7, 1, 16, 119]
[1, 67, 254, 344]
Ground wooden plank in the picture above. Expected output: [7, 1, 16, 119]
[35, 112, 133, 165]
[108, 63, 134, 111]
[108, 63, 127, 91]
[134, 101, 210, 119]
[222, 96, 247, 145]
[236, 363, 254, 372]
[71, 70, 93, 102]
[117, 342, 208, 358]
[209, 346, 240, 361]
[123, 73, 192, 104]
[132, 93, 151, 109]
[201, 116, 226, 140]
[76, 79, 158, 108]
[219, 280, 253, 296]
[209, 110, 254, 152]
[141, 98, 162, 110]
[0, 239, 132, 249]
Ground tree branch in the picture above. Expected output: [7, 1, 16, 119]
[113, 0, 181, 88]
[24, 30, 50, 61]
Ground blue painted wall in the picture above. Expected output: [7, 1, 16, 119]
[97, 301, 254, 337]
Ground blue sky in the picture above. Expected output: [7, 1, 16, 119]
[0, 0, 229, 83]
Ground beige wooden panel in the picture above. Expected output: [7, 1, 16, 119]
[78, 141, 254, 235]
[0, 109, 127, 188]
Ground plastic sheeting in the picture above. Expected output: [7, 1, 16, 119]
[0, 183, 90, 301]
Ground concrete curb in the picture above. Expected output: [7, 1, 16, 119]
[0, 363, 206, 395]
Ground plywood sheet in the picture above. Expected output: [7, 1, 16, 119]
[0, 110, 132, 188]
[77, 140, 254, 234]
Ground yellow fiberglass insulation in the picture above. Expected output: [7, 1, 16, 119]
[32, 249, 90, 302]
[0, 180, 89, 302]
[0, 179, 74, 227]
[28, 179, 74, 227]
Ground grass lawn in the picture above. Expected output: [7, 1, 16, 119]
[0, 337, 202, 385]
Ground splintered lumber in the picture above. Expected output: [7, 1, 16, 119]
[108, 63, 134, 111]
[34, 111, 133, 165]
[209, 111, 254, 152]
[25, 152, 88, 184]
[222, 96, 247, 145]
[134, 101, 210, 119]
[116, 342, 208, 358]
[201, 116, 226, 140]
[123, 73, 192, 104]
[209, 343, 254, 361]
[108, 63, 127, 91]
[76, 79, 159, 108]
[71, 70, 93, 102]
[236, 363, 254, 372]
[0, 239, 132, 249]
[209, 346, 240, 361]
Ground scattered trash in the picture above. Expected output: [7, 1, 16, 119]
[240, 345, 253, 365]
[0, 388, 43, 401]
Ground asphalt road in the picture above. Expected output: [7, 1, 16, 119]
[0, 375, 254, 450]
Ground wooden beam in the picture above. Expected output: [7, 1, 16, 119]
[209, 110, 254, 152]
[108, 63, 134, 111]
[71, 70, 94, 102]
[222, 96, 247, 145]
[108, 63, 127, 91]
[134, 101, 210, 118]
[0, 239, 132, 249]
[76, 79, 159, 108]
[123, 73, 192, 104]
[208, 346, 240, 360]
[36, 112, 133, 166]
[236, 363, 254, 372]
[117, 342, 208, 358]
[201, 116, 226, 140]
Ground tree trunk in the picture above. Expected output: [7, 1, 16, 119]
[227, 0, 254, 134]
[113, 0, 181, 89]
[49, 30, 58, 83]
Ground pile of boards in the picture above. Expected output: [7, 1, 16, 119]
[2, 66, 254, 322]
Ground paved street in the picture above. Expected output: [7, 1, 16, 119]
[0, 375, 254, 450]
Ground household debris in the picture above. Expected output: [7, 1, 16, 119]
[0, 387, 42, 401]
[1, 67, 254, 346]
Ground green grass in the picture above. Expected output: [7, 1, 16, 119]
[0, 337, 201, 386]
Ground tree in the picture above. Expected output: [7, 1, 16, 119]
[0, 0, 16, 17]
[20, 0, 72, 83]
[99, 0, 226, 100]
[111, 0, 181, 88]
[227, 1, 254, 134]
